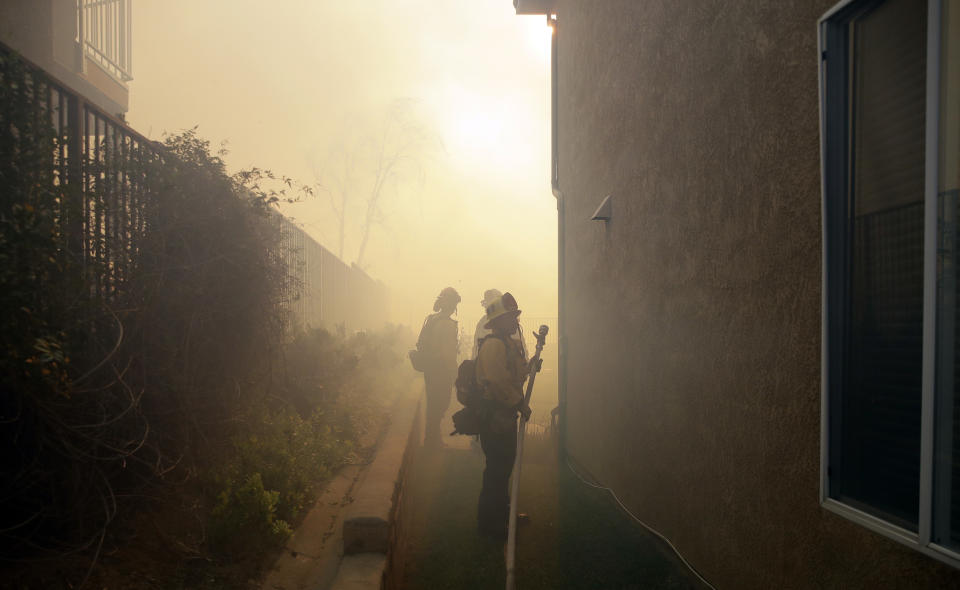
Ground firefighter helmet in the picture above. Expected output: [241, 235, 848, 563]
[483, 292, 522, 329]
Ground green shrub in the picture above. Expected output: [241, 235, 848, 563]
[208, 473, 292, 557]
[0, 47, 412, 580]
[203, 324, 413, 561]
[234, 405, 353, 522]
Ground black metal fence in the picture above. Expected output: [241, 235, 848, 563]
[3, 42, 387, 332]
[279, 215, 389, 332]
[1, 44, 162, 301]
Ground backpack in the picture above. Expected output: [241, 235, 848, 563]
[408, 314, 439, 372]
[450, 334, 503, 435]
[454, 358, 483, 407]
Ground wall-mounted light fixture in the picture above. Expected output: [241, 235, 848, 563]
[591, 195, 612, 221]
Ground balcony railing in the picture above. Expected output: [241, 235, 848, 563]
[78, 0, 132, 82]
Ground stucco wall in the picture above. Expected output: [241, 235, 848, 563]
[0, 0, 53, 64]
[0, 0, 128, 115]
[555, 1, 960, 587]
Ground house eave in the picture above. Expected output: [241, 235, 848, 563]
[514, 0, 555, 15]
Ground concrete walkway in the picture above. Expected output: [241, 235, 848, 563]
[260, 464, 366, 590]
[399, 426, 709, 589]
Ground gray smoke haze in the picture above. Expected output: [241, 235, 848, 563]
[128, 0, 558, 333]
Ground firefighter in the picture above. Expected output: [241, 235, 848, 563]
[418, 287, 460, 450]
[475, 292, 530, 540]
[473, 288, 502, 358]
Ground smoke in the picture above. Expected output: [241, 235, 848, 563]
[128, 0, 557, 338]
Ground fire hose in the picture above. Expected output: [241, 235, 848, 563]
[505, 324, 549, 590]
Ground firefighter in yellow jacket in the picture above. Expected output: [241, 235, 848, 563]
[475, 292, 530, 540]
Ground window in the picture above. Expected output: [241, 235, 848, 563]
[820, 0, 960, 566]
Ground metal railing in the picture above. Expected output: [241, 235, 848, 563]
[2, 43, 159, 300]
[6, 42, 389, 334]
[78, 0, 133, 82]
[278, 215, 390, 333]
[78, 100, 159, 299]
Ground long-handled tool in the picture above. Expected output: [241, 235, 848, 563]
[505, 324, 549, 590]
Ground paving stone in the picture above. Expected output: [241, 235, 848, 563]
[261, 466, 362, 590]
[329, 553, 386, 590]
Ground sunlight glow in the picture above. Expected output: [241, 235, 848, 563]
[454, 111, 503, 153]
[428, 83, 533, 171]
[129, 0, 557, 334]
[522, 18, 552, 59]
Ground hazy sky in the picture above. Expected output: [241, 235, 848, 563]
[127, 0, 558, 332]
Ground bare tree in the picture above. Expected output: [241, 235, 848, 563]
[312, 143, 357, 260]
[354, 100, 434, 268]
[312, 99, 436, 267]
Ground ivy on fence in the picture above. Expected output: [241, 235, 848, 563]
[0, 47, 404, 587]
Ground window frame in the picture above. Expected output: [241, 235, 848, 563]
[818, 0, 957, 567]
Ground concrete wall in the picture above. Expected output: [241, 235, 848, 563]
[554, 1, 960, 587]
[0, 0, 128, 115]
[382, 396, 422, 590]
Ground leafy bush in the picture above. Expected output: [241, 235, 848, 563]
[0, 47, 414, 586]
[234, 405, 353, 522]
[278, 325, 413, 438]
[209, 473, 292, 557]
[202, 324, 414, 560]
[0, 52, 108, 559]
[1, 47, 294, 564]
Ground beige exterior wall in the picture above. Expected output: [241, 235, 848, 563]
[554, 1, 960, 587]
[0, 0, 53, 61]
[0, 0, 128, 115]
